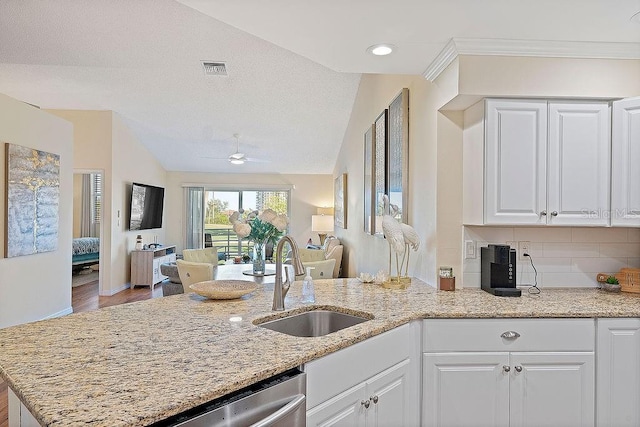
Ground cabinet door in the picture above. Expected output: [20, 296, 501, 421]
[366, 359, 415, 427]
[485, 99, 548, 225]
[510, 352, 594, 427]
[306, 382, 365, 427]
[548, 101, 610, 226]
[597, 318, 640, 427]
[423, 352, 509, 427]
[611, 97, 640, 226]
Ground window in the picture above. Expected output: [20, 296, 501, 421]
[91, 173, 102, 224]
[185, 187, 290, 259]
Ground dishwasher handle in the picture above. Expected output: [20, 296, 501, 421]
[250, 394, 306, 427]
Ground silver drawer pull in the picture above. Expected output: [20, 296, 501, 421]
[515, 365, 523, 372]
[503, 365, 511, 372]
[371, 395, 379, 404]
[361, 399, 370, 409]
[501, 331, 520, 340]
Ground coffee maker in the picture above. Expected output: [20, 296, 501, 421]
[481, 244, 521, 297]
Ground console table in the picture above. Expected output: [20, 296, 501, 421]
[131, 245, 176, 289]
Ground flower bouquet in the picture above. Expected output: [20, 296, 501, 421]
[229, 208, 288, 274]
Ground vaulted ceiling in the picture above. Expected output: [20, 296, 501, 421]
[1, 0, 638, 174]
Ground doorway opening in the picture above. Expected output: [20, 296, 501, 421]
[72, 170, 104, 294]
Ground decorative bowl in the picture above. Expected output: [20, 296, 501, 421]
[189, 280, 258, 300]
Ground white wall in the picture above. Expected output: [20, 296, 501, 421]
[0, 93, 73, 328]
[47, 110, 167, 295]
[332, 74, 441, 284]
[164, 172, 333, 254]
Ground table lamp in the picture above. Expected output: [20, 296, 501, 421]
[311, 214, 334, 245]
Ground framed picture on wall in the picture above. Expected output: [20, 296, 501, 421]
[387, 88, 409, 223]
[373, 109, 387, 237]
[334, 173, 347, 229]
[363, 125, 375, 235]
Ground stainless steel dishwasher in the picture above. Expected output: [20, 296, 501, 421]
[154, 368, 306, 427]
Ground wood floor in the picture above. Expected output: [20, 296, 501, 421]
[0, 280, 162, 427]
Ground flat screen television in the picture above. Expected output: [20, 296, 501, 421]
[129, 182, 165, 230]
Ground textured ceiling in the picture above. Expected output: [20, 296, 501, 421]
[0, 0, 638, 174]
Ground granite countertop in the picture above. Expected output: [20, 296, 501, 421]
[0, 279, 638, 426]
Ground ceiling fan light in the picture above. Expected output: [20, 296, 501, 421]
[229, 158, 245, 165]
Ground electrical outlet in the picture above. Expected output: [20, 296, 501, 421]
[464, 240, 476, 259]
[518, 241, 531, 260]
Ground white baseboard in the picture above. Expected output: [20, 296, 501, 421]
[44, 307, 73, 319]
[99, 283, 130, 296]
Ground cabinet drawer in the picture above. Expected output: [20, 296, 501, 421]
[423, 318, 594, 352]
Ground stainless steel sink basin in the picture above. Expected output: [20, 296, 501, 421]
[254, 308, 373, 337]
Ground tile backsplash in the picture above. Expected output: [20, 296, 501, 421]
[463, 226, 640, 289]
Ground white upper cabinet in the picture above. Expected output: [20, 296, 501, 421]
[485, 99, 547, 225]
[611, 97, 640, 226]
[484, 99, 611, 226]
[547, 101, 610, 226]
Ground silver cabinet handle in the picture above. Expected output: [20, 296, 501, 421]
[361, 399, 370, 409]
[515, 365, 523, 372]
[551, 211, 558, 216]
[370, 395, 379, 404]
[503, 365, 511, 372]
[251, 394, 305, 427]
[540, 210, 547, 216]
[501, 331, 521, 339]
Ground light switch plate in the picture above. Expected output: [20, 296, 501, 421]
[464, 240, 476, 259]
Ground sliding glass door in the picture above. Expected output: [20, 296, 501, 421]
[185, 187, 289, 261]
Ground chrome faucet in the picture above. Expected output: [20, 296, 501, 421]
[272, 235, 305, 311]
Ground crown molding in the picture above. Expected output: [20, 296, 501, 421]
[423, 38, 640, 82]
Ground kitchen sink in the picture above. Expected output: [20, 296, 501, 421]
[254, 308, 373, 337]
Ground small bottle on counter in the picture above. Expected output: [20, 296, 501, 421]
[301, 267, 315, 303]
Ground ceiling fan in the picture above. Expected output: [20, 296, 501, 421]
[206, 133, 269, 165]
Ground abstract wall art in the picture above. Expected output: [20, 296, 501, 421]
[4, 143, 60, 258]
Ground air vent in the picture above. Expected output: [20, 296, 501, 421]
[201, 61, 228, 76]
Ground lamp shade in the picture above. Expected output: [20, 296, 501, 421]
[311, 214, 334, 232]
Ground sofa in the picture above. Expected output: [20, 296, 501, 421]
[297, 236, 343, 279]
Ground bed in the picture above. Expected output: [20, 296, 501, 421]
[72, 237, 100, 267]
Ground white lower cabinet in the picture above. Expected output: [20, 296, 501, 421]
[307, 359, 411, 427]
[305, 322, 421, 427]
[596, 318, 640, 426]
[422, 319, 595, 427]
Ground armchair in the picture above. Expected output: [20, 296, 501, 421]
[182, 247, 224, 266]
[298, 236, 343, 279]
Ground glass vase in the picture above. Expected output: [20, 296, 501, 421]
[252, 242, 266, 275]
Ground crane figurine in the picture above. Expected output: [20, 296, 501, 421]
[381, 195, 421, 284]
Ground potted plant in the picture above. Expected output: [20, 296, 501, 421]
[602, 276, 621, 292]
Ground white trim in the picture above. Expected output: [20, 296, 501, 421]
[423, 39, 459, 82]
[181, 182, 295, 191]
[100, 283, 130, 296]
[423, 38, 640, 82]
[45, 307, 73, 319]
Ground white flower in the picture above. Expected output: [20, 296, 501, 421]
[229, 211, 240, 223]
[233, 222, 252, 238]
[259, 209, 278, 223]
[271, 214, 288, 232]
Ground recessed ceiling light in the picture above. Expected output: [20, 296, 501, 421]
[367, 44, 396, 56]
[631, 11, 640, 24]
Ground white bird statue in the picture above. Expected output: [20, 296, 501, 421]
[389, 201, 420, 277]
[381, 195, 405, 278]
[400, 222, 420, 276]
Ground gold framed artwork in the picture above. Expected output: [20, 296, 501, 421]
[4, 142, 60, 258]
[387, 88, 409, 223]
[334, 173, 347, 229]
[363, 125, 375, 234]
[373, 109, 387, 237]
